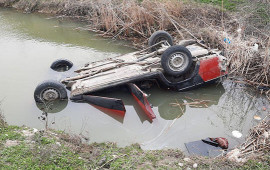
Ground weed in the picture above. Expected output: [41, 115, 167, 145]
[0, 142, 87, 169]
[0, 100, 6, 128]
[0, 126, 24, 142]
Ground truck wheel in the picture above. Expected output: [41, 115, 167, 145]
[161, 45, 192, 76]
[34, 80, 67, 103]
[50, 59, 73, 72]
[148, 30, 173, 52]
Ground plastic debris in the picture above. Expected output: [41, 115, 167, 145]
[263, 131, 269, 139]
[227, 148, 246, 163]
[209, 137, 229, 149]
[224, 38, 231, 44]
[193, 163, 198, 168]
[232, 130, 242, 138]
[252, 43, 259, 51]
[253, 115, 262, 120]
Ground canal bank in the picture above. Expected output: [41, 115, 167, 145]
[0, 116, 269, 169]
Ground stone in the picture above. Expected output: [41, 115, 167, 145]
[183, 157, 191, 162]
[178, 163, 183, 167]
[5, 140, 19, 147]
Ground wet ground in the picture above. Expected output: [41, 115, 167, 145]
[0, 8, 269, 151]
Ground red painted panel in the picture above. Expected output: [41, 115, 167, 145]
[131, 93, 156, 121]
[91, 104, 126, 117]
[199, 57, 225, 82]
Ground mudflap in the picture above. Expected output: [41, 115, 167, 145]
[128, 83, 156, 121]
[70, 95, 126, 117]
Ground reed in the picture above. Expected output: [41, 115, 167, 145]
[228, 114, 270, 161]
[1, 0, 269, 92]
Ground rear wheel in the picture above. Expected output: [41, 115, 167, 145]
[148, 30, 173, 52]
[34, 80, 67, 103]
[161, 45, 192, 76]
[50, 59, 73, 72]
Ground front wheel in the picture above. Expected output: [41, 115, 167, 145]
[161, 45, 193, 76]
[34, 80, 67, 103]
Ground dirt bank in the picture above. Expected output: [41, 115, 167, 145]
[0, 123, 269, 169]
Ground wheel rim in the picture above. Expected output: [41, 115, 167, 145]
[153, 37, 168, 50]
[41, 89, 60, 101]
[168, 52, 188, 72]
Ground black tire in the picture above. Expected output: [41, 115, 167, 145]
[148, 30, 173, 52]
[161, 45, 192, 76]
[34, 80, 67, 103]
[50, 59, 73, 72]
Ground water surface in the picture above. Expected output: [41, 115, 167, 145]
[0, 8, 269, 151]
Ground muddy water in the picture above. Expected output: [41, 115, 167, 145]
[0, 8, 269, 151]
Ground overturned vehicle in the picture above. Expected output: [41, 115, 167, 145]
[34, 31, 227, 121]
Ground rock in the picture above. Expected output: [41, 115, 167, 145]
[5, 140, 19, 147]
[193, 163, 198, 168]
[97, 157, 106, 166]
[22, 130, 34, 137]
[33, 128, 38, 133]
[178, 163, 183, 167]
[183, 157, 191, 162]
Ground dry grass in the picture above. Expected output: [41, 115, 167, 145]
[227, 114, 270, 162]
[1, 0, 270, 89]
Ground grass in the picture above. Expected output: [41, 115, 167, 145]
[0, 126, 24, 142]
[255, 4, 270, 25]
[0, 115, 269, 169]
[0, 143, 86, 169]
[196, 0, 244, 11]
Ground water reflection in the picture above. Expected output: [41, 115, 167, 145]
[93, 83, 226, 122]
[0, 8, 133, 53]
[36, 99, 68, 114]
[212, 81, 269, 135]
[149, 84, 225, 120]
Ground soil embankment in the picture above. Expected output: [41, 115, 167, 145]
[0, 116, 269, 169]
